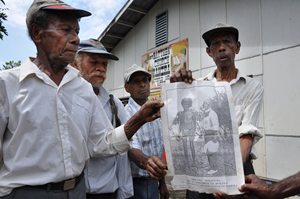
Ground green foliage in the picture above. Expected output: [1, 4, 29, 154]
[1, 60, 21, 70]
[0, 0, 8, 40]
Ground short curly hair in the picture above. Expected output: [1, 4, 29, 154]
[181, 98, 192, 106]
[27, 9, 52, 40]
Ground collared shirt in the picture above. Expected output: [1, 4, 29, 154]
[85, 86, 133, 199]
[199, 69, 264, 159]
[0, 57, 130, 197]
[125, 97, 164, 178]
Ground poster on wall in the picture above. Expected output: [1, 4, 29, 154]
[141, 39, 188, 89]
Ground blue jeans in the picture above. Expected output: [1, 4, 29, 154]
[129, 177, 159, 199]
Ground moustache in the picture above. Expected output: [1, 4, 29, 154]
[90, 72, 106, 78]
[217, 53, 229, 61]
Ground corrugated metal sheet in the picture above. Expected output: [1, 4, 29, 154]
[98, 0, 159, 52]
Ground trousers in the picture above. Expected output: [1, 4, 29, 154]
[128, 177, 159, 199]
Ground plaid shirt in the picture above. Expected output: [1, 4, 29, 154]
[125, 97, 164, 178]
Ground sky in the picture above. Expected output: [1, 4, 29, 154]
[0, 0, 127, 67]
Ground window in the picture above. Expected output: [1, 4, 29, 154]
[155, 10, 168, 47]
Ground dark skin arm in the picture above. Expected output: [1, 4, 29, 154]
[239, 173, 300, 199]
[124, 97, 164, 140]
[128, 148, 167, 180]
[159, 177, 170, 199]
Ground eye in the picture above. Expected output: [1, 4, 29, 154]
[63, 28, 71, 33]
[143, 77, 149, 83]
[133, 79, 139, 84]
[102, 62, 108, 67]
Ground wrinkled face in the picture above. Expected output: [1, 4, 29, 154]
[206, 32, 240, 70]
[78, 53, 108, 88]
[125, 72, 150, 100]
[39, 12, 80, 66]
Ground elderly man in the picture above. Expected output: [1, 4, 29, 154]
[170, 23, 264, 199]
[124, 64, 170, 199]
[0, 0, 163, 198]
[72, 39, 133, 199]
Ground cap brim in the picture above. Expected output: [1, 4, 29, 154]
[78, 48, 119, 61]
[42, 6, 91, 18]
[202, 27, 238, 46]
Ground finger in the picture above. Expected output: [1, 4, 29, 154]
[179, 67, 188, 83]
[174, 70, 183, 82]
[147, 157, 167, 176]
[170, 74, 176, 83]
[212, 192, 222, 199]
[187, 70, 193, 84]
[149, 96, 161, 101]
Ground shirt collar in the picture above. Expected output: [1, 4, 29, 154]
[19, 57, 80, 84]
[19, 57, 42, 82]
[128, 97, 142, 109]
[98, 86, 111, 107]
[203, 68, 246, 85]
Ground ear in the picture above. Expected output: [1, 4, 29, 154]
[124, 83, 130, 93]
[235, 41, 241, 54]
[30, 24, 43, 44]
[206, 47, 212, 58]
[71, 59, 79, 70]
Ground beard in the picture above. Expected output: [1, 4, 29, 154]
[81, 71, 106, 88]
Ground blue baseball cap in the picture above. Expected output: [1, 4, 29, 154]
[77, 38, 119, 61]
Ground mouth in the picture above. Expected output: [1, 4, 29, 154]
[218, 53, 229, 62]
[139, 89, 149, 94]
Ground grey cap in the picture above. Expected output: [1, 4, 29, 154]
[124, 64, 152, 84]
[26, 0, 91, 29]
[202, 23, 239, 47]
[77, 39, 119, 61]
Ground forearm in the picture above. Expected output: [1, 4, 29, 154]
[128, 148, 149, 170]
[124, 112, 146, 140]
[272, 171, 300, 198]
[239, 134, 253, 165]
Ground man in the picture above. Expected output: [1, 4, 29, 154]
[124, 64, 170, 199]
[173, 97, 198, 165]
[238, 173, 300, 199]
[202, 100, 220, 175]
[0, 1, 163, 198]
[72, 39, 133, 199]
[170, 23, 264, 199]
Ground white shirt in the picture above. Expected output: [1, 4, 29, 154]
[0, 58, 130, 197]
[85, 86, 133, 198]
[200, 69, 264, 159]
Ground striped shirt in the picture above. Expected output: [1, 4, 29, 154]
[125, 97, 164, 178]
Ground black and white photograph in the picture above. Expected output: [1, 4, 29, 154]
[161, 81, 244, 194]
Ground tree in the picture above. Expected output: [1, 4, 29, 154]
[0, 0, 8, 40]
[1, 60, 21, 70]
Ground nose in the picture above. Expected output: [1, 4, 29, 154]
[69, 30, 80, 46]
[218, 41, 225, 52]
[95, 64, 106, 72]
[139, 80, 145, 87]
